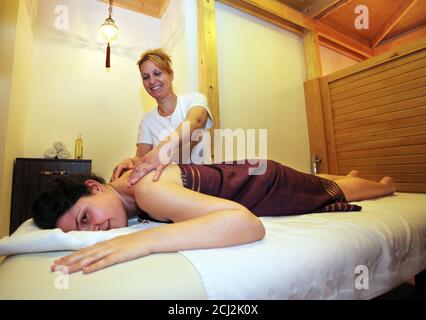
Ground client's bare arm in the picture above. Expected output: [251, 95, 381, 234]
[52, 172, 265, 274]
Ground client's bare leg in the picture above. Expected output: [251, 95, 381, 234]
[335, 176, 396, 202]
[317, 170, 360, 181]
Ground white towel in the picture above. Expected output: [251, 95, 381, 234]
[44, 148, 57, 159]
[53, 141, 66, 152]
[0, 218, 162, 256]
[57, 150, 71, 159]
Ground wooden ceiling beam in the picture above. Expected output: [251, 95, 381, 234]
[374, 25, 426, 55]
[158, 0, 170, 18]
[304, 0, 352, 20]
[99, 0, 169, 18]
[371, 0, 418, 48]
[315, 20, 373, 58]
[237, 0, 316, 29]
[319, 36, 366, 62]
[218, 0, 373, 58]
[218, 0, 304, 35]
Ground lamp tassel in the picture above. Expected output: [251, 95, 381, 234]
[106, 42, 111, 68]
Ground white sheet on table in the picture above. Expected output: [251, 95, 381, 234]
[1, 193, 425, 299]
[181, 193, 426, 299]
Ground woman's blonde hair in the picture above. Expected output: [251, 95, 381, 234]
[137, 48, 173, 75]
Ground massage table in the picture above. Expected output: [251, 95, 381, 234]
[0, 193, 425, 300]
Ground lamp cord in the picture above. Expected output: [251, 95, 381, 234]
[106, 0, 114, 69]
[108, 0, 113, 19]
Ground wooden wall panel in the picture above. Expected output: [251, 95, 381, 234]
[332, 76, 426, 109]
[337, 134, 426, 152]
[304, 40, 426, 193]
[335, 125, 426, 145]
[333, 87, 426, 116]
[334, 115, 426, 138]
[338, 154, 426, 167]
[331, 66, 426, 102]
[334, 96, 426, 123]
[330, 53, 426, 94]
[334, 106, 426, 131]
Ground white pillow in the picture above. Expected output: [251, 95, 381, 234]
[0, 218, 165, 256]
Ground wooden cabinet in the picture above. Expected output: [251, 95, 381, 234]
[10, 158, 92, 234]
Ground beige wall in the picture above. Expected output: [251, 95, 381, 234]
[0, 0, 19, 238]
[0, 0, 35, 238]
[320, 45, 358, 76]
[215, 2, 311, 172]
[23, 0, 161, 180]
[161, 0, 199, 96]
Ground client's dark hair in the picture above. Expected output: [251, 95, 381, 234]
[31, 174, 105, 229]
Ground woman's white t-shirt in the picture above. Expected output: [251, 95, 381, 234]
[137, 92, 213, 164]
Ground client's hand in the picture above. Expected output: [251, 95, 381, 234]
[51, 232, 150, 274]
[111, 158, 135, 182]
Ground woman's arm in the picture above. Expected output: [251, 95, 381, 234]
[52, 174, 265, 274]
[127, 107, 210, 184]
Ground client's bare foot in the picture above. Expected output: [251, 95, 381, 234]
[380, 177, 396, 194]
[347, 170, 360, 178]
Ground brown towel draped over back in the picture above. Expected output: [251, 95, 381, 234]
[178, 160, 361, 217]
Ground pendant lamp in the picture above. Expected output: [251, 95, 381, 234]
[101, 0, 118, 68]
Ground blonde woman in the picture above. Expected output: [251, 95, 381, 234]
[112, 48, 213, 185]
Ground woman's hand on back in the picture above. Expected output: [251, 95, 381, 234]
[127, 141, 174, 186]
[110, 159, 135, 182]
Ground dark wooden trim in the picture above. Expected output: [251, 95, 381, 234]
[15, 157, 92, 162]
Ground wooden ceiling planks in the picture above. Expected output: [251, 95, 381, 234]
[98, 0, 170, 18]
[375, 26, 426, 55]
[319, 0, 406, 41]
[277, 0, 426, 56]
[386, 0, 426, 40]
[370, 0, 419, 48]
[275, 0, 319, 12]
[304, 0, 352, 20]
